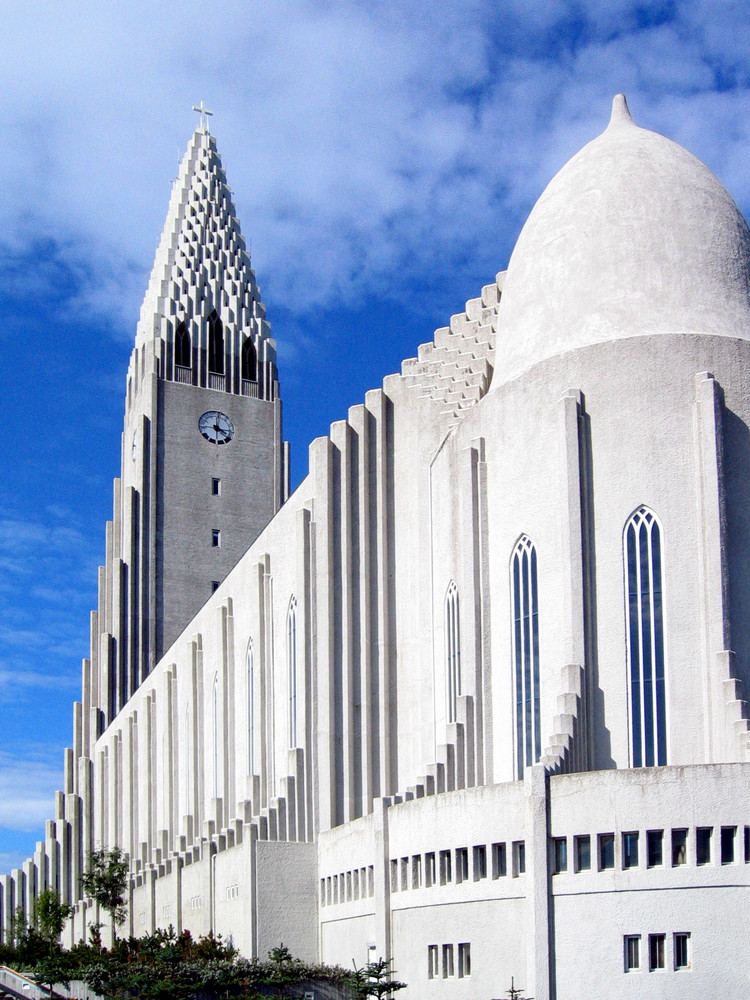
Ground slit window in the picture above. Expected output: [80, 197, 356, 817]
[649, 934, 665, 971]
[622, 831, 639, 869]
[442, 944, 454, 979]
[647, 830, 663, 868]
[624, 935, 640, 972]
[696, 827, 712, 866]
[211, 477, 221, 496]
[674, 932, 690, 971]
[552, 837, 567, 874]
[512, 841, 526, 876]
[598, 833, 615, 870]
[445, 581, 461, 724]
[428, 945, 439, 980]
[473, 845, 487, 880]
[212, 528, 220, 547]
[672, 829, 687, 866]
[456, 848, 469, 883]
[721, 826, 736, 864]
[574, 835, 591, 872]
[425, 852, 436, 887]
[492, 842, 507, 878]
[457, 943, 471, 978]
[439, 850, 452, 885]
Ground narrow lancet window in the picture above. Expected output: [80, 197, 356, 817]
[208, 311, 224, 374]
[511, 535, 541, 778]
[175, 321, 191, 368]
[625, 506, 667, 767]
[212, 674, 219, 799]
[241, 336, 257, 382]
[288, 597, 298, 748]
[247, 641, 255, 774]
[445, 581, 461, 724]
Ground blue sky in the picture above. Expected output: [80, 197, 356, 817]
[1, 0, 750, 872]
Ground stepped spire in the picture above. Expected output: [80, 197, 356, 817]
[132, 120, 276, 399]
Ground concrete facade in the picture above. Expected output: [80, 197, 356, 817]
[3, 95, 750, 998]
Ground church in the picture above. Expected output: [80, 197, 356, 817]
[2, 94, 750, 998]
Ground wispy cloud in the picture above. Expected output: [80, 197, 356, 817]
[0, 747, 62, 833]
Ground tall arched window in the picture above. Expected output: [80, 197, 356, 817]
[511, 535, 541, 779]
[625, 506, 667, 767]
[241, 336, 257, 382]
[175, 321, 191, 368]
[208, 311, 224, 374]
[247, 641, 255, 774]
[445, 582, 460, 724]
[287, 597, 298, 748]
[212, 674, 219, 799]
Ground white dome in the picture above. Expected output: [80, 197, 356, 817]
[492, 95, 750, 386]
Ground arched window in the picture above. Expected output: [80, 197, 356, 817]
[625, 506, 667, 767]
[511, 535, 541, 779]
[241, 336, 257, 382]
[445, 582, 460, 724]
[287, 597, 298, 748]
[208, 311, 224, 374]
[175, 321, 191, 368]
[247, 641, 255, 774]
[212, 674, 219, 799]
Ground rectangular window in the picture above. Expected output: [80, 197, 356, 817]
[400, 857, 409, 891]
[442, 944, 454, 979]
[672, 828, 687, 866]
[745, 826, 750, 863]
[647, 830, 663, 868]
[368, 866, 374, 896]
[512, 841, 526, 876]
[598, 833, 615, 870]
[575, 835, 591, 872]
[320, 878, 326, 905]
[425, 852, 436, 887]
[456, 848, 469, 883]
[212, 528, 221, 547]
[721, 826, 736, 864]
[624, 935, 640, 972]
[696, 827, 712, 865]
[492, 842, 507, 878]
[353, 869, 360, 900]
[427, 945, 439, 980]
[473, 844, 487, 880]
[622, 831, 639, 869]
[649, 934, 665, 971]
[211, 580, 220, 593]
[412, 854, 422, 889]
[552, 837, 567, 874]
[211, 477, 221, 495]
[346, 871, 352, 901]
[674, 932, 690, 970]
[458, 942, 471, 978]
[440, 849, 452, 885]
[390, 859, 398, 892]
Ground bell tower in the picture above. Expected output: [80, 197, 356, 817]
[82, 107, 288, 742]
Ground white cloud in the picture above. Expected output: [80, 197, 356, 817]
[0, 749, 61, 833]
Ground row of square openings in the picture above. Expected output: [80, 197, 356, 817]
[551, 824, 749, 874]
[427, 943, 471, 980]
[320, 865, 375, 906]
[390, 841, 526, 894]
[624, 932, 691, 973]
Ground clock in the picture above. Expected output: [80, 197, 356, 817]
[199, 410, 234, 444]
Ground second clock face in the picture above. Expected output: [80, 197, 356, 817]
[199, 410, 234, 445]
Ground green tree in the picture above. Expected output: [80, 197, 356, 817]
[347, 957, 406, 999]
[80, 846, 129, 939]
[33, 888, 74, 946]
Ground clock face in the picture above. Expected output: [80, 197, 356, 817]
[199, 410, 234, 445]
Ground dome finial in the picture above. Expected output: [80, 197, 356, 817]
[608, 94, 634, 129]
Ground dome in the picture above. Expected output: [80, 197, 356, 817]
[492, 95, 750, 386]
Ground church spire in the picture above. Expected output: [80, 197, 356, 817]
[131, 113, 277, 401]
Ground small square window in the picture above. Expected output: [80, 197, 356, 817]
[622, 831, 639, 869]
[427, 945, 439, 979]
[458, 942, 471, 978]
[473, 845, 487, 880]
[721, 826, 736, 864]
[456, 847, 469, 883]
[574, 835, 591, 872]
[672, 829, 687, 866]
[211, 580, 220, 593]
[624, 935, 640, 972]
[442, 943, 454, 978]
[212, 528, 221, 547]
[552, 837, 567, 874]
[211, 477, 221, 495]
[647, 830, 663, 868]
[598, 833, 615, 870]
[649, 933, 665, 971]
[439, 849, 452, 885]
[425, 852, 436, 887]
[512, 841, 526, 876]
[674, 932, 690, 970]
[492, 842, 507, 878]
[696, 827, 712, 865]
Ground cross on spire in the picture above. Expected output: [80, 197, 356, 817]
[192, 101, 213, 133]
